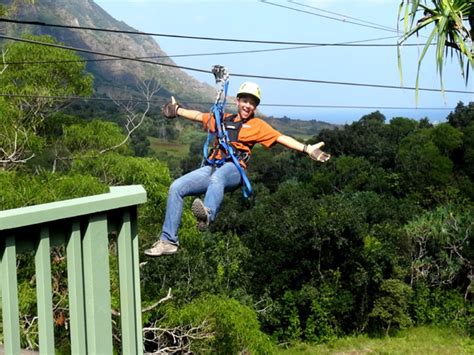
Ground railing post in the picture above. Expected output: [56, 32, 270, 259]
[82, 213, 113, 354]
[35, 226, 55, 354]
[132, 209, 143, 353]
[66, 220, 87, 354]
[118, 211, 142, 354]
[0, 235, 21, 354]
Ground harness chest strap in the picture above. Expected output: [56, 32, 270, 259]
[204, 66, 253, 197]
[208, 109, 253, 197]
[211, 114, 251, 164]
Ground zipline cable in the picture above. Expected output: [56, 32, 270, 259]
[0, 92, 459, 111]
[259, 0, 398, 33]
[0, 17, 422, 46]
[0, 35, 405, 65]
[2, 35, 428, 66]
[288, 0, 399, 32]
[0, 34, 471, 94]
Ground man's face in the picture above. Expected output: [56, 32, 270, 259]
[237, 95, 258, 119]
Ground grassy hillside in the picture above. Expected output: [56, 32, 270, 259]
[277, 326, 473, 354]
[265, 116, 338, 140]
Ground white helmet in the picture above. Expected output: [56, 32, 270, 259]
[237, 82, 261, 105]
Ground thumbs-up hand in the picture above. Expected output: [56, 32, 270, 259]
[162, 96, 181, 119]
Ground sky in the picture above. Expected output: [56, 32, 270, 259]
[94, 0, 474, 124]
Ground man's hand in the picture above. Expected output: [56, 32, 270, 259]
[306, 142, 331, 162]
[162, 96, 181, 119]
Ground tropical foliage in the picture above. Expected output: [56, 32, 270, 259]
[0, 34, 93, 168]
[398, 0, 474, 93]
[1, 17, 473, 355]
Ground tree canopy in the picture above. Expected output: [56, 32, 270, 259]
[1, 11, 473, 353]
[0, 35, 93, 168]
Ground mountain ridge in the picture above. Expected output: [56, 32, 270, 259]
[0, 0, 217, 108]
[0, 0, 337, 136]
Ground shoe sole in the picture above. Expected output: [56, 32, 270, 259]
[192, 199, 209, 231]
[191, 199, 208, 219]
[144, 250, 177, 257]
[144, 248, 178, 257]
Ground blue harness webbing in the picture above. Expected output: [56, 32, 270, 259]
[203, 75, 253, 198]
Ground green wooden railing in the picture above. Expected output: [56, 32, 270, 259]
[0, 185, 147, 354]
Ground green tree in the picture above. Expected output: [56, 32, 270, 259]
[0, 170, 106, 209]
[130, 128, 151, 157]
[310, 156, 391, 194]
[410, 284, 472, 331]
[272, 291, 303, 343]
[369, 279, 413, 335]
[447, 101, 474, 129]
[330, 112, 391, 167]
[462, 123, 474, 178]
[0, 98, 44, 169]
[431, 123, 463, 155]
[267, 275, 353, 344]
[145, 294, 275, 354]
[388, 117, 420, 145]
[63, 119, 131, 155]
[318, 113, 421, 171]
[396, 129, 453, 195]
[0, 34, 93, 168]
[405, 205, 473, 289]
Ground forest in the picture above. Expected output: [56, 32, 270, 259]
[0, 34, 472, 353]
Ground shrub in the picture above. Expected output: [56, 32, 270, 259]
[411, 283, 473, 334]
[369, 279, 413, 335]
[144, 294, 275, 354]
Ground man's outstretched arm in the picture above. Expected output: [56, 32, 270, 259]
[276, 135, 331, 162]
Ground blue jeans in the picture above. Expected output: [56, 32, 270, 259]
[161, 162, 242, 244]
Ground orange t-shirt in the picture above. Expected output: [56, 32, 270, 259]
[201, 112, 282, 165]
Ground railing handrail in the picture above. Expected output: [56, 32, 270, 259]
[1, 185, 146, 354]
[0, 185, 147, 230]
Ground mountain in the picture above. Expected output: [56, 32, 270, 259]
[0, 0, 216, 108]
[0, 0, 337, 136]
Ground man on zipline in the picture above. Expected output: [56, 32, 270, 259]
[145, 81, 330, 256]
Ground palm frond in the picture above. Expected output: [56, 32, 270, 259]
[398, 0, 474, 101]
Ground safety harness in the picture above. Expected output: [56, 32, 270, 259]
[202, 65, 253, 198]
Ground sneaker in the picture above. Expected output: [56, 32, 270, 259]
[191, 198, 210, 231]
[144, 240, 178, 256]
